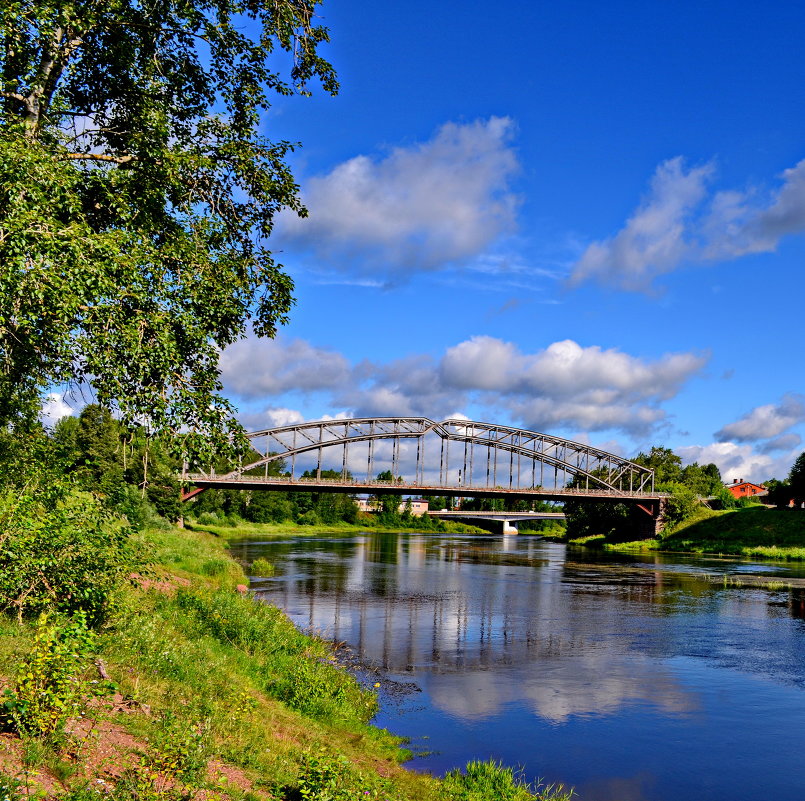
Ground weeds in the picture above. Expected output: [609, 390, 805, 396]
[0, 771, 24, 801]
[293, 749, 400, 801]
[1, 613, 106, 741]
[441, 760, 573, 801]
[250, 558, 275, 577]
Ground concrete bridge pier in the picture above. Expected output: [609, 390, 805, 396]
[444, 516, 519, 535]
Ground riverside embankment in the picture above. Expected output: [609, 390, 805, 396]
[557, 505, 805, 561]
[0, 522, 568, 801]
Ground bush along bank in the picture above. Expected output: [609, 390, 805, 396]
[0, 522, 573, 801]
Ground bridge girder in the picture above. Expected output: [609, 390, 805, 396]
[188, 417, 654, 495]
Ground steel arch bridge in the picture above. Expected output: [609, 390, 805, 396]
[184, 417, 661, 507]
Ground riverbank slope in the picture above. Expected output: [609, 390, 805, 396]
[0, 523, 569, 801]
[557, 505, 805, 560]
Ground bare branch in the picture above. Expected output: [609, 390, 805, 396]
[0, 90, 30, 106]
[62, 152, 136, 164]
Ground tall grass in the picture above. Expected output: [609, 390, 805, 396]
[441, 760, 573, 801]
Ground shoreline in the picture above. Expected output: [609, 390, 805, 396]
[1, 522, 567, 801]
[184, 518, 490, 540]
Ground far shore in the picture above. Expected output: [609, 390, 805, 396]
[546, 505, 805, 561]
[183, 517, 490, 540]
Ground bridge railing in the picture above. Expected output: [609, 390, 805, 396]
[185, 472, 667, 498]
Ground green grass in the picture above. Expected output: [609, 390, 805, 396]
[661, 506, 805, 559]
[599, 506, 805, 560]
[185, 518, 486, 540]
[441, 761, 573, 801]
[250, 557, 275, 577]
[132, 524, 246, 585]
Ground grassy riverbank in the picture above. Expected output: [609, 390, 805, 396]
[558, 506, 805, 560]
[184, 517, 488, 540]
[0, 523, 570, 801]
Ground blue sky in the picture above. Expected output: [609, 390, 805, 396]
[48, 1, 805, 482]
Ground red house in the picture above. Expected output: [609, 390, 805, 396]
[725, 478, 766, 499]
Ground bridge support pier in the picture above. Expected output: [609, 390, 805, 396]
[634, 498, 667, 537]
[448, 516, 519, 535]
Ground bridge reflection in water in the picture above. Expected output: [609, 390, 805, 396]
[238, 532, 805, 800]
[243, 532, 801, 717]
[235, 533, 805, 801]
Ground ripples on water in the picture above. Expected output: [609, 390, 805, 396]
[230, 533, 805, 801]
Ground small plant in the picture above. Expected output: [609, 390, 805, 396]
[250, 557, 275, 577]
[1, 613, 100, 741]
[441, 760, 573, 801]
[296, 750, 351, 801]
[144, 713, 210, 787]
[295, 750, 395, 801]
[0, 771, 24, 801]
[109, 714, 210, 801]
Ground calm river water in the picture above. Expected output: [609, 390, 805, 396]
[230, 532, 805, 801]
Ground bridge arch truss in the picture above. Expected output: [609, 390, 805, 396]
[189, 417, 654, 496]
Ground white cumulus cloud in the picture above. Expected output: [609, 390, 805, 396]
[220, 337, 351, 399]
[279, 117, 520, 273]
[570, 156, 805, 290]
[714, 394, 805, 442]
[569, 158, 712, 290]
[40, 392, 79, 426]
[677, 441, 798, 484]
[221, 335, 707, 439]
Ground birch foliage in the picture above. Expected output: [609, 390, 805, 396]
[0, 0, 337, 460]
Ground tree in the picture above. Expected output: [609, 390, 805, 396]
[788, 453, 805, 506]
[73, 405, 123, 492]
[680, 461, 722, 497]
[371, 470, 400, 517]
[765, 477, 791, 508]
[0, 1, 337, 461]
[634, 447, 683, 486]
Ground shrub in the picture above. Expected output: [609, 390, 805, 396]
[0, 613, 102, 740]
[712, 487, 740, 510]
[0, 480, 137, 625]
[250, 557, 275, 577]
[297, 510, 320, 526]
[661, 483, 700, 528]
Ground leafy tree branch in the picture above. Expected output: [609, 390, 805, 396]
[0, 0, 337, 462]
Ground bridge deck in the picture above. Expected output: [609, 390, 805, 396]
[185, 474, 666, 503]
[429, 511, 566, 520]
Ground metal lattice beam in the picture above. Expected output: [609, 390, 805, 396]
[188, 417, 654, 495]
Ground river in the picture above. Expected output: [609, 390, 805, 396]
[229, 531, 805, 801]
